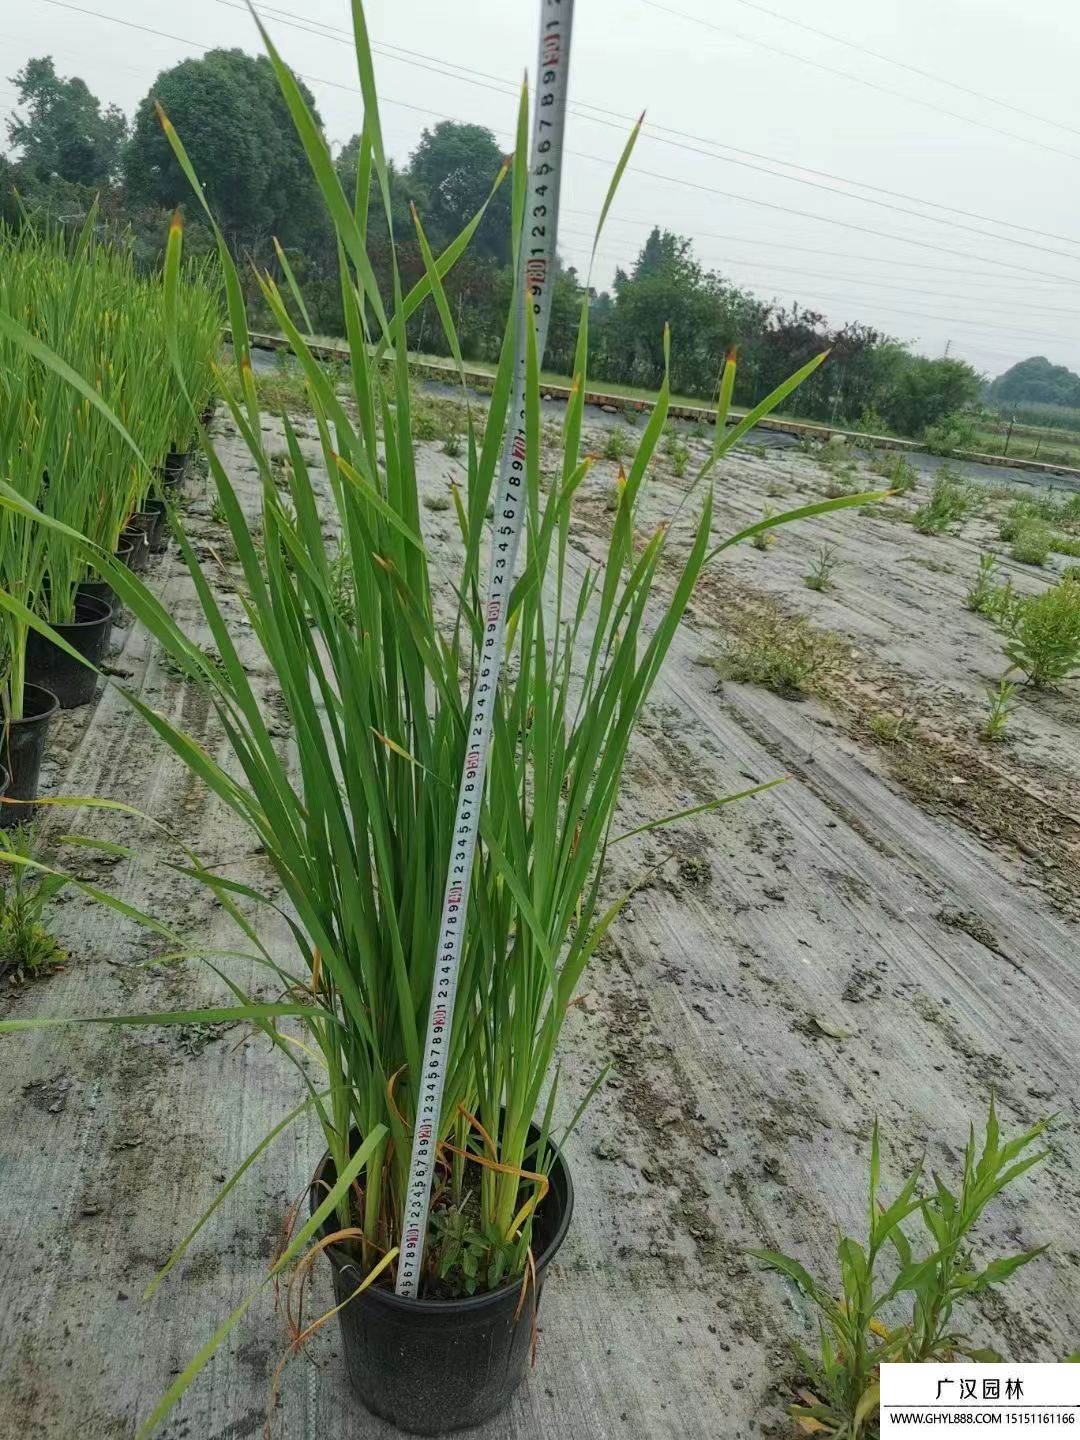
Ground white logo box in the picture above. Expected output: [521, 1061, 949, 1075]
[881, 1363, 1080, 1435]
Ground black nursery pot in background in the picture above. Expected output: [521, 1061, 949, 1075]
[121, 524, 150, 573]
[0, 763, 9, 801]
[163, 448, 189, 479]
[144, 496, 170, 554]
[310, 1129, 574, 1436]
[26, 592, 113, 708]
[2, 683, 59, 805]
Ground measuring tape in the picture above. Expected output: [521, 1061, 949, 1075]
[395, 0, 575, 1299]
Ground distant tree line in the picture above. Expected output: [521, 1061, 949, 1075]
[2, 50, 989, 438]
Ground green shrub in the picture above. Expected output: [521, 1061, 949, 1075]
[0, 827, 69, 979]
[921, 411, 978, 455]
[912, 465, 975, 534]
[750, 1100, 1048, 1436]
[1010, 521, 1054, 566]
[1001, 576, 1080, 686]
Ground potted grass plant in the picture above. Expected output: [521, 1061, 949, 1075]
[0, 3, 884, 1433]
[0, 216, 220, 714]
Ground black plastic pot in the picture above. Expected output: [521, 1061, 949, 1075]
[0, 763, 9, 800]
[26, 592, 113, 708]
[121, 524, 150, 572]
[310, 1126, 574, 1435]
[144, 496, 170, 554]
[2, 683, 59, 805]
[163, 448, 189, 478]
[80, 548, 124, 612]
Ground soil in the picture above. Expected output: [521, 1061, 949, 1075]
[1, 403, 1079, 1439]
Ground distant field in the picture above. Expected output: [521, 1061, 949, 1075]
[974, 418, 1080, 467]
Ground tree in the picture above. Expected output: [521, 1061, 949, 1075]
[989, 356, 1080, 408]
[880, 355, 981, 437]
[6, 57, 126, 187]
[408, 122, 512, 266]
[124, 49, 326, 253]
[599, 228, 768, 396]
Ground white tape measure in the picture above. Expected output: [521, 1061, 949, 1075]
[395, 0, 575, 1299]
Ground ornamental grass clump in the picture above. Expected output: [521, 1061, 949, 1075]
[0, 213, 219, 717]
[0, 5, 883, 1428]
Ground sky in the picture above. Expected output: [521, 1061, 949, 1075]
[3, 0, 1080, 381]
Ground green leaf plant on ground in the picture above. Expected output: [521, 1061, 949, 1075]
[749, 1097, 1050, 1438]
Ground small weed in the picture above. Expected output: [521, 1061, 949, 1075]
[677, 853, 712, 886]
[751, 1099, 1049, 1437]
[911, 465, 975, 534]
[1000, 575, 1080, 687]
[804, 544, 841, 592]
[670, 440, 689, 477]
[823, 477, 853, 499]
[883, 454, 917, 494]
[965, 552, 1000, 613]
[412, 390, 469, 443]
[623, 406, 640, 427]
[1010, 521, 1054, 567]
[690, 421, 706, 440]
[1051, 533, 1080, 558]
[442, 431, 462, 458]
[868, 710, 913, 744]
[710, 606, 841, 698]
[423, 492, 452, 512]
[603, 428, 629, 462]
[982, 676, 1017, 742]
[328, 543, 355, 628]
[751, 504, 777, 550]
[0, 827, 68, 980]
[209, 494, 227, 525]
[251, 359, 312, 416]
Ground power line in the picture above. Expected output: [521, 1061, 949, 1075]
[639, 0, 1080, 168]
[558, 207, 1070, 292]
[559, 238, 1080, 348]
[554, 227, 1080, 320]
[227, 0, 1080, 257]
[28, 0, 1080, 295]
[724, 0, 1080, 143]
[573, 151, 1080, 288]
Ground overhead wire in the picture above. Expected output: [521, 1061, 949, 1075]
[222, 0, 1080, 256]
[22, 0, 1080, 360]
[31, 0, 1080, 288]
[639, 0, 1080, 167]
[723, 0, 1080, 142]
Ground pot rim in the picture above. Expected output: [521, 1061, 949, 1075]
[50, 592, 113, 628]
[7, 683, 61, 725]
[310, 1128, 574, 1317]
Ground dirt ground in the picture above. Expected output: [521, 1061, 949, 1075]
[1, 395, 1079, 1440]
